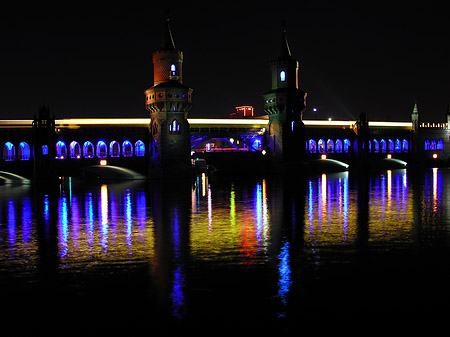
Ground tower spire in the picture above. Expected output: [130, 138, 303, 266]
[160, 15, 176, 50]
[280, 20, 292, 58]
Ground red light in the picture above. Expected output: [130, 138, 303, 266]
[433, 153, 438, 159]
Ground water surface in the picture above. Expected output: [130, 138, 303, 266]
[1, 169, 450, 335]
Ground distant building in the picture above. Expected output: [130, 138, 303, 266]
[229, 106, 254, 118]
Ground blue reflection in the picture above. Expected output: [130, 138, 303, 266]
[124, 189, 132, 252]
[8, 200, 15, 246]
[85, 192, 94, 249]
[22, 197, 32, 244]
[171, 208, 185, 319]
[277, 240, 292, 308]
[58, 196, 69, 258]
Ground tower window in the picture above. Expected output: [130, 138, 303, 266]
[171, 64, 176, 76]
[280, 70, 286, 82]
[169, 119, 181, 134]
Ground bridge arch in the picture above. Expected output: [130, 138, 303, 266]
[3, 142, 15, 161]
[56, 141, 67, 159]
[135, 140, 145, 157]
[96, 141, 107, 158]
[70, 141, 81, 159]
[122, 140, 133, 157]
[83, 141, 95, 158]
[19, 142, 30, 161]
[110, 141, 120, 158]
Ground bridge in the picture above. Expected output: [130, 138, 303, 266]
[0, 111, 447, 182]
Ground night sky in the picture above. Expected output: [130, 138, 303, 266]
[1, 1, 449, 122]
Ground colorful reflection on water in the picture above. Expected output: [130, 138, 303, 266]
[1, 168, 450, 333]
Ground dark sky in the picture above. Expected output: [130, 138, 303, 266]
[1, 1, 449, 122]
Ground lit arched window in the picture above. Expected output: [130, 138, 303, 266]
[318, 139, 325, 153]
[309, 139, 317, 153]
[424, 139, 430, 150]
[171, 64, 176, 76]
[394, 139, 401, 153]
[373, 139, 379, 153]
[135, 140, 145, 157]
[402, 139, 409, 153]
[110, 141, 120, 157]
[152, 121, 158, 136]
[83, 141, 94, 158]
[169, 119, 181, 134]
[437, 139, 444, 150]
[343, 139, 351, 153]
[3, 142, 15, 161]
[388, 139, 394, 153]
[335, 139, 343, 153]
[97, 141, 107, 158]
[327, 139, 334, 153]
[380, 139, 387, 153]
[431, 139, 437, 150]
[279, 70, 286, 82]
[19, 142, 30, 161]
[70, 141, 81, 159]
[122, 140, 133, 157]
[56, 141, 67, 159]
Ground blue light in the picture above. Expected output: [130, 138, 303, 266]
[277, 240, 292, 307]
[96, 141, 107, 159]
[280, 70, 286, 82]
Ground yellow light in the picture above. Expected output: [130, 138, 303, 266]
[321, 154, 327, 160]
[387, 154, 392, 159]
[261, 150, 267, 155]
[433, 153, 438, 159]
[100, 160, 107, 166]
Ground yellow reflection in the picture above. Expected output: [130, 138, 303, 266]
[305, 172, 356, 246]
[433, 167, 438, 212]
[387, 170, 392, 209]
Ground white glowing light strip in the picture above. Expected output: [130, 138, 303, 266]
[303, 120, 355, 126]
[188, 118, 269, 126]
[368, 121, 412, 128]
[55, 118, 151, 126]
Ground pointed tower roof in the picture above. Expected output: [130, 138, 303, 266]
[412, 101, 419, 114]
[160, 16, 176, 50]
[280, 20, 292, 58]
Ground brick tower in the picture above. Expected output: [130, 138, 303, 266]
[145, 17, 193, 177]
[263, 22, 307, 164]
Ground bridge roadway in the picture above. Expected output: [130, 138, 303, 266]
[0, 117, 446, 180]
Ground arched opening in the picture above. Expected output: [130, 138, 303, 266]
[327, 139, 334, 153]
[96, 141, 107, 159]
[70, 141, 81, 159]
[83, 141, 94, 158]
[308, 139, 317, 153]
[395, 139, 401, 153]
[380, 139, 387, 153]
[169, 119, 181, 134]
[56, 141, 67, 159]
[343, 139, 351, 153]
[373, 139, 379, 153]
[402, 139, 409, 153]
[135, 140, 145, 157]
[110, 141, 120, 158]
[335, 139, 343, 153]
[3, 142, 15, 161]
[424, 139, 430, 150]
[122, 140, 133, 157]
[437, 139, 444, 150]
[388, 139, 394, 153]
[318, 139, 325, 153]
[19, 142, 30, 161]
